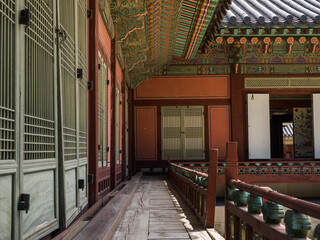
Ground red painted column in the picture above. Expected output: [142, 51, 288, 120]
[110, 39, 116, 190]
[225, 142, 239, 240]
[121, 78, 127, 181]
[128, 88, 134, 176]
[205, 149, 218, 227]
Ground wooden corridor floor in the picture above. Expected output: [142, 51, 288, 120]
[112, 175, 214, 240]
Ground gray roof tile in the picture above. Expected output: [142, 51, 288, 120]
[221, 0, 320, 28]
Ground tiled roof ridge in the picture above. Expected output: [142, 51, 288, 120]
[221, 0, 320, 28]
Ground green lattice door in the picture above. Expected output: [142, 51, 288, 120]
[98, 52, 108, 168]
[0, 0, 60, 239]
[161, 106, 205, 160]
[57, 0, 88, 227]
[0, 1, 19, 239]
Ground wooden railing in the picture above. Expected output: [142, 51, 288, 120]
[168, 149, 218, 227]
[225, 142, 320, 240]
[174, 159, 320, 184]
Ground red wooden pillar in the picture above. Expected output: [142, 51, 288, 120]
[230, 71, 245, 162]
[205, 149, 218, 227]
[88, 0, 99, 206]
[129, 88, 135, 175]
[121, 75, 127, 181]
[234, 216, 241, 240]
[225, 142, 238, 240]
[245, 224, 253, 240]
[110, 39, 116, 190]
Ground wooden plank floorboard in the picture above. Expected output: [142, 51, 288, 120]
[112, 175, 213, 240]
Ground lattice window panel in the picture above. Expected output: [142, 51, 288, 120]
[98, 54, 103, 166]
[115, 88, 120, 164]
[59, 1, 77, 161]
[77, 0, 87, 75]
[98, 53, 108, 167]
[184, 107, 205, 160]
[125, 91, 129, 171]
[245, 77, 320, 88]
[0, 0, 15, 161]
[24, 0, 55, 160]
[161, 107, 182, 160]
[161, 106, 204, 160]
[78, 85, 88, 159]
[77, 0, 88, 160]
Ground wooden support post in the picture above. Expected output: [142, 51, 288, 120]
[128, 89, 134, 176]
[88, 0, 99, 205]
[225, 142, 239, 239]
[234, 215, 241, 240]
[205, 149, 218, 228]
[121, 77, 126, 182]
[110, 39, 116, 190]
[245, 223, 253, 240]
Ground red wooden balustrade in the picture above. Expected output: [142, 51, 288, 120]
[174, 160, 320, 184]
[168, 149, 218, 228]
[224, 142, 320, 240]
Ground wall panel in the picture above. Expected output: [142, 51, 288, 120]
[135, 75, 229, 99]
[23, 171, 56, 237]
[135, 107, 157, 160]
[0, 175, 12, 240]
[209, 106, 230, 158]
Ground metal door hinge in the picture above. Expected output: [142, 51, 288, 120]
[88, 174, 94, 184]
[19, 9, 31, 26]
[119, 150, 122, 153]
[78, 179, 85, 191]
[77, 68, 83, 79]
[87, 10, 93, 19]
[18, 194, 30, 213]
[107, 146, 110, 152]
[120, 101, 122, 104]
[107, 80, 110, 85]
[55, 27, 67, 45]
[88, 81, 93, 90]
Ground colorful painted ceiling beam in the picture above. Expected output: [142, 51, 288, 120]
[173, 0, 218, 59]
[146, 0, 183, 66]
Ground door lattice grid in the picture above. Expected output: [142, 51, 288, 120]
[60, 0, 77, 161]
[98, 54, 106, 167]
[161, 106, 205, 160]
[161, 107, 182, 160]
[78, 0, 88, 160]
[102, 64, 107, 167]
[0, 0, 15, 161]
[184, 107, 205, 160]
[24, 0, 55, 160]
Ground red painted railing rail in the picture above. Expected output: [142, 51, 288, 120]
[168, 149, 218, 228]
[229, 179, 320, 220]
[224, 142, 320, 240]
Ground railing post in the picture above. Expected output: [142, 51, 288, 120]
[205, 149, 218, 228]
[225, 142, 238, 240]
